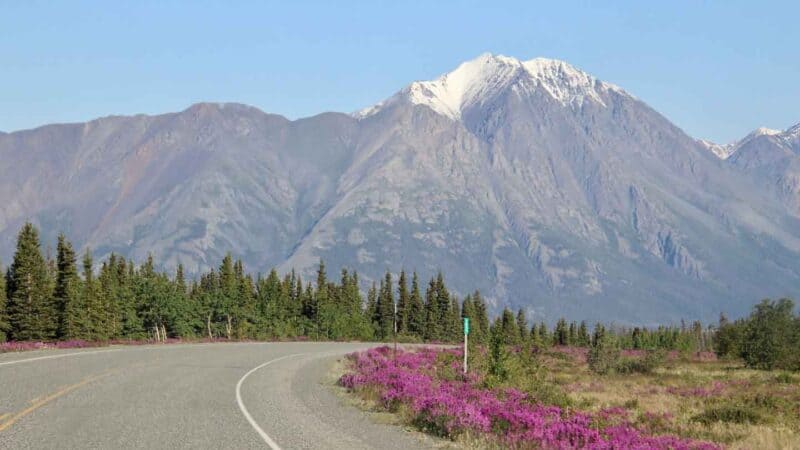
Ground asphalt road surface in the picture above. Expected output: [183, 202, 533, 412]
[0, 342, 440, 449]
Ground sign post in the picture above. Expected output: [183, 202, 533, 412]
[463, 317, 470, 374]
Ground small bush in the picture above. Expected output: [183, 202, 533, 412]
[692, 404, 763, 425]
[616, 350, 666, 374]
[588, 336, 620, 375]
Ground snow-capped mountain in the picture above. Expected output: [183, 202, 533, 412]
[2, 54, 799, 324]
[720, 122, 800, 216]
[358, 53, 626, 120]
[699, 127, 785, 160]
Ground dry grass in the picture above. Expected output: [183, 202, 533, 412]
[542, 350, 800, 449]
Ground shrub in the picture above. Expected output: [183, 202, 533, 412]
[588, 335, 620, 374]
[739, 298, 799, 371]
[616, 349, 666, 374]
[692, 404, 763, 425]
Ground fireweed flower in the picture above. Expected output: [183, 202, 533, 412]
[340, 347, 721, 449]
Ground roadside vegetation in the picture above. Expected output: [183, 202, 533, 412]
[340, 300, 800, 449]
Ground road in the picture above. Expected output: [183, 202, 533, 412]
[0, 342, 440, 449]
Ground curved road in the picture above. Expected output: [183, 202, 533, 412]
[0, 342, 440, 449]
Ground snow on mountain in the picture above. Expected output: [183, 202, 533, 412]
[2, 56, 800, 324]
[357, 53, 627, 120]
[698, 139, 735, 159]
[725, 122, 800, 215]
[700, 127, 786, 160]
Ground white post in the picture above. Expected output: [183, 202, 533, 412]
[463, 331, 468, 374]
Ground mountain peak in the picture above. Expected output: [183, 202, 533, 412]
[748, 126, 783, 138]
[357, 53, 626, 120]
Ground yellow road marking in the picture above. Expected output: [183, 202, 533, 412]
[0, 372, 112, 432]
[0, 413, 8, 421]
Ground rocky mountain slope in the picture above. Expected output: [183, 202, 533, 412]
[705, 124, 800, 216]
[2, 54, 799, 323]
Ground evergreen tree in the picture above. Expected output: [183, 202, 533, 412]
[406, 272, 424, 338]
[516, 308, 528, 343]
[592, 323, 606, 348]
[376, 271, 395, 340]
[435, 272, 451, 337]
[448, 296, 461, 342]
[577, 321, 590, 347]
[396, 270, 409, 334]
[0, 261, 8, 342]
[7, 223, 57, 340]
[366, 282, 378, 336]
[472, 291, 490, 345]
[423, 278, 440, 341]
[538, 321, 549, 345]
[499, 308, 518, 346]
[55, 235, 83, 339]
[568, 321, 577, 346]
[117, 257, 144, 339]
[98, 254, 123, 339]
[554, 318, 569, 346]
[80, 249, 106, 340]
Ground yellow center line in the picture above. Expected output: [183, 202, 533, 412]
[0, 413, 8, 421]
[0, 371, 114, 432]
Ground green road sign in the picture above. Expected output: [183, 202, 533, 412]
[464, 317, 470, 335]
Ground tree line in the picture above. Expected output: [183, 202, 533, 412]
[0, 222, 796, 373]
[0, 223, 494, 343]
[486, 307, 714, 352]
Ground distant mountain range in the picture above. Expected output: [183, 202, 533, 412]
[1, 53, 798, 324]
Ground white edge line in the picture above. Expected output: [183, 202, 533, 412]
[235, 353, 309, 450]
[0, 348, 121, 367]
[0, 342, 257, 367]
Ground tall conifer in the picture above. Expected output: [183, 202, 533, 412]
[0, 261, 8, 342]
[7, 223, 56, 340]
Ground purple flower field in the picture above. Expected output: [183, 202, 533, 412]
[340, 346, 721, 449]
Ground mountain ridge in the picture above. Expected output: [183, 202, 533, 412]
[1, 54, 799, 324]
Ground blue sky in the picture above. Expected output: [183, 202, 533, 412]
[1, 0, 798, 143]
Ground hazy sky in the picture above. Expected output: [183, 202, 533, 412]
[2, 0, 798, 143]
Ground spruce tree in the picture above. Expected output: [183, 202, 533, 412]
[81, 249, 104, 340]
[577, 321, 590, 347]
[376, 272, 395, 340]
[366, 282, 378, 336]
[55, 235, 82, 339]
[406, 272, 424, 338]
[568, 321, 577, 346]
[538, 321, 549, 344]
[423, 278, 440, 341]
[448, 296, 461, 342]
[117, 257, 144, 339]
[435, 272, 451, 333]
[218, 254, 238, 339]
[396, 270, 409, 334]
[516, 308, 528, 342]
[473, 291, 490, 345]
[554, 318, 568, 346]
[7, 223, 57, 340]
[0, 261, 8, 342]
[500, 308, 518, 346]
[98, 255, 122, 339]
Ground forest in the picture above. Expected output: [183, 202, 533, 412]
[1, 222, 798, 372]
